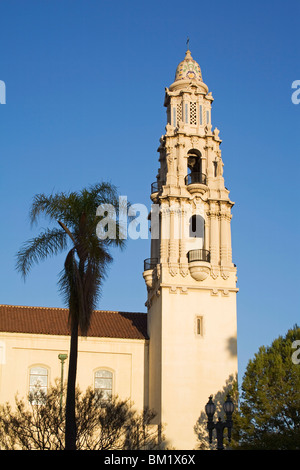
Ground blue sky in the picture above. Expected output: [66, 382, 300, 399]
[0, 0, 300, 381]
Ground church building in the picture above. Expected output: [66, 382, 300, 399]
[0, 49, 238, 450]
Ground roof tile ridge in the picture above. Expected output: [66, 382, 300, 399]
[93, 309, 146, 315]
[0, 305, 147, 315]
[0, 304, 68, 311]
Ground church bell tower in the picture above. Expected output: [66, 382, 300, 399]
[143, 49, 238, 450]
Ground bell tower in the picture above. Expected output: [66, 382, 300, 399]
[143, 49, 238, 450]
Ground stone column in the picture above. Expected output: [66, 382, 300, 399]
[220, 203, 233, 266]
[168, 200, 179, 275]
[208, 203, 219, 266]
[179, 202, 189, 276]
[204, 213, 210, 252]
[220, 203, 228, 266]
[160, 202, 169, 265]
[227, 212, 233, 264]
[176, 141, 186, 189]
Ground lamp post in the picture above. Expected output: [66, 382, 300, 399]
[205, 394, 234, 450]
[58, 353, 68, 417]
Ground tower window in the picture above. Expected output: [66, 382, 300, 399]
[213, 161, 217, 177]
[177, 103, 182, 123]
[186, 149, 206, 185]
[189, 215, 204, 238]
[196, 316, 203, 336]
[187, 150, 202, 174]
[190, 102, 197, 125]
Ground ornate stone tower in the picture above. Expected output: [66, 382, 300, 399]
[143, 49, 238, 450]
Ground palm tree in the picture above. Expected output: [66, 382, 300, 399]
[16, 182, 126, 450]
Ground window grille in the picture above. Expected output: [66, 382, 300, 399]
[190, 102, 197, 125]
[177, 103, 182, 123]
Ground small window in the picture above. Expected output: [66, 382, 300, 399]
[213, 161, 218, 177]
[189, 214, 204, 238]
[173, 107, 176, 126]
[196, 317, 203, 336]
[94, 370, 113, 401]
[177, 103, 182, 122]
[190, 102, 197, 125]
[206, 110, 210, 124]
[29, 366, 48, 404]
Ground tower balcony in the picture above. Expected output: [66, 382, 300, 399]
[143, 257, 158, 288]
[187, 249, 211, 281]
[151, 182, 160, 194]
[185, 172, 207, 194]
[151, 181, 164, 201]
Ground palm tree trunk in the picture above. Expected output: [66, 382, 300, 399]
[65, 316, 79, 450]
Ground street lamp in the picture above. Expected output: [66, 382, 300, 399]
[58, 353, 68, 417]
[205, 393, 234, 450]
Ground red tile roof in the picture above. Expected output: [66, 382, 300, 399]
[0, 305, 148, 340]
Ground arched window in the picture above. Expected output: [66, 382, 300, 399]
[187, 149, 202, 174]
[94, 369, 113, 401]
[189, 215, 205, 239]
[29, 366, 48, 404]
[186, 149, 206, 185]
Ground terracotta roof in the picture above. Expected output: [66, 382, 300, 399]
[0, 305, 148, 340]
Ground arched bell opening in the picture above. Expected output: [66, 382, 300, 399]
[185, 149, 207, 186]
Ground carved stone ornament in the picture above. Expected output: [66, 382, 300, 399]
[156, 264, 161, 279]
[213, 127, 220, 140]
[221, 269, 229, 280]
[169, 263, 178, 277]
[189, 264, 210, 281]
[143, 270, 155, 289]
[210, 269, 219, 280]
[180, 265, 189, 277]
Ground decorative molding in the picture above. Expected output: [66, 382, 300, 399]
[169, 265, 178, 277]
[210, 269, 219, 280]
[169, 286, 177, 294]
[179, 265, 189, 277]
[221, 269, 229, 280]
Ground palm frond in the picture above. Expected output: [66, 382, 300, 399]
[29, 192, 79, 227]
[16, 228, 68, 279]
[18, 181, 127, 335]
